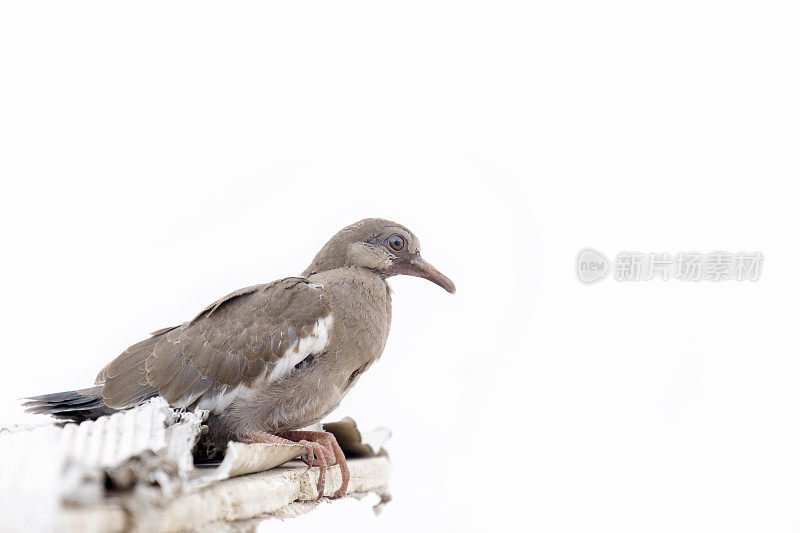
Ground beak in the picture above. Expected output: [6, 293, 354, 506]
[402, 256, 456, 294]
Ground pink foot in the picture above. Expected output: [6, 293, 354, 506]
[240, 430, 331, 499]
[280, 430, 350, 499]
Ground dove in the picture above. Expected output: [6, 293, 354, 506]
[25, 218, 455, 498]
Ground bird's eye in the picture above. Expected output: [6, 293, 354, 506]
[388, 234, 405, 251]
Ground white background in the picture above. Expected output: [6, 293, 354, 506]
[1, 2, 798, 532]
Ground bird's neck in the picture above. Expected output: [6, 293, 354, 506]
[308, 266, 392, 306]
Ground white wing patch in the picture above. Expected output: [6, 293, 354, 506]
[195, 384, 244, 414]
[268, 314, 332, 384]
[188, 314, 332, 414]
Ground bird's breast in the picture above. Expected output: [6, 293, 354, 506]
[316, 270, 392, 367]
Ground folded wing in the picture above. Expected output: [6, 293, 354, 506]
[97, 278, 332, 413]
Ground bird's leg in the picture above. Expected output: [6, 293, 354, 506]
[239, 430, 329, 498]
[279, 430, 350, 499]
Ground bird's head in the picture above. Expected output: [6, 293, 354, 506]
[302, 218, 456, 293]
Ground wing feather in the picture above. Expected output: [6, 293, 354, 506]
[99, 278, 331, 411]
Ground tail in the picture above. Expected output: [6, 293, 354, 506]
[23, 386, 118, 422]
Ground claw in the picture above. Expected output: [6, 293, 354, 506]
[302, 440, 327, 498]
[240, 430, 349, 499]
[280, 430, 350, 499]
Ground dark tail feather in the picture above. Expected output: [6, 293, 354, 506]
[23, 386, 117, 422]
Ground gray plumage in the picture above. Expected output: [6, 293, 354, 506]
[25, 218, 455, 449]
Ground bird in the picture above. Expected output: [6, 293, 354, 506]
[24, 218, 455, 498]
